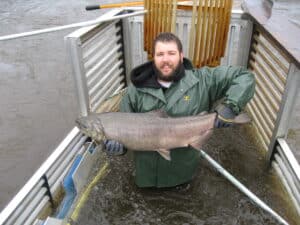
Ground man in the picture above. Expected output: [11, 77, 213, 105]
[104, 32, 255, 188]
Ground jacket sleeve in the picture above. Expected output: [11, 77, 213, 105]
[119, 85, 137, 113]
[200, 66, 255, 114]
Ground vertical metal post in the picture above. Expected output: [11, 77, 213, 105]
[267, 63, 300, 161]
[42, 175, 55, 208]
[121, 16, 133, 85]
[65, 37, 90, 116]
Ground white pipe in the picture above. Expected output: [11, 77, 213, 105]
[199, 149, 290, 225]
[0, 10, 147, 41]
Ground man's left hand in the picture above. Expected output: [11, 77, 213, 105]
[214, 104, 236, 128]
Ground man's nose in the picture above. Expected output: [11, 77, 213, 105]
[162, 54, 170, 62]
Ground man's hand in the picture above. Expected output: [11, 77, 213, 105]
[214, 104, 236, 128]
[103, 140, 127, 156]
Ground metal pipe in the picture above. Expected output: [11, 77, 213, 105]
[253, 34, 290, 76]
[247, 102, 270, 146]
[272, 161, 300, 215]
[276, 146, 300, 190]
[0, 128, 80, 225]
[199, 149, 290, 225]
[277, 138, 300, 185]
[83, 32, 120, 68]
[82, 20, 119, 54]
[274, 154, 300, 204]
[0, 10, 147, 41]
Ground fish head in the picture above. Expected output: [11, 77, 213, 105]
[75, 115, 105, 142]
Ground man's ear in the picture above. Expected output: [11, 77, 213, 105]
[180, 52, 184, 61]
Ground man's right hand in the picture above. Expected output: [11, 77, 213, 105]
[103, 140, 127, 156]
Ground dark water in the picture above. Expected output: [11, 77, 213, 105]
[75, 126, 299, 225]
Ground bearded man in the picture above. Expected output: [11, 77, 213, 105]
[104, 32, 255, 189]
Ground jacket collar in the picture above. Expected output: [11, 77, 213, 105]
[130, 58, 194, 89]
[137, 70, 199, 106]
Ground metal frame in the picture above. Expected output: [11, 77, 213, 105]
[65, 8, 146, 116]
[0, 128, 84, 225]
[268, 64, 300, 159]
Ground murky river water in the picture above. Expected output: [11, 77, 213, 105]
[74, 126, 299, 225]
[0, 0, 132, 210]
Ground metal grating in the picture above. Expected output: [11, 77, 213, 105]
[65, 16, 127, 116]
[272, 138, 300, 215]
[124, 9, 252, 72]
[247, 26, 291, 151]
[81, 21, 126, 113]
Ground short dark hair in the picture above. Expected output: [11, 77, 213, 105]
[153, 32, 183, 54]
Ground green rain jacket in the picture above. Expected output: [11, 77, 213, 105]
[119, 58, 255, 188]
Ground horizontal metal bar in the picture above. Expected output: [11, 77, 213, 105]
[89, 60, 123, 98]
[83, 27, 121, 64]
[92, 77, 125, 112]
[91, 69, 123, 106]
[274, 153, 300, 203]
[247, 102, 270, 148]
[0, 127, 81, 225]
[249, 100, 272, 139]
[4, 180, 44, 225]
[277, 138, 300, 184]
[86, 44, 122, 82]
[254, 72, 279, 112]
[252, 94, 275, 132]
[82, 21, 119, 56]
[14, 188, 47, 225]
[252, 42, 287, 85]
[252, 45, 286, 93]
[48, 136, 88, 186]
[84, 34, 121, 70]
[250, 55, 283, 102]
[272, 161, 300, 215]
[254, 85, 277, 122]
[0, 10, 147, 41]
[253, 34, 290, 76]
[250, 60, 281, 109]
[46, 132, 82, 179]
[91, 70, 124, 108]
[24, 197, 50, 225]
[87, 51, 123, 88]
[276, 147, 300, 193]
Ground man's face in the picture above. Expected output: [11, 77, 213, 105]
[154, 41, 183, 81]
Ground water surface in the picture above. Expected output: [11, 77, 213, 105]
[75, 126, 299, 225]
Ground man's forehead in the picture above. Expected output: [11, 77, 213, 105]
[154, 41, 179, 51]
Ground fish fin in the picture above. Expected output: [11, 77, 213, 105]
[189, 129, 213, 151]
[232, 113, 251, 124]
[157, 149, 171, 160]
[148, 109, 169, 118]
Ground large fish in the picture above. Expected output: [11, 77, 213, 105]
[75, 111, 250, 160]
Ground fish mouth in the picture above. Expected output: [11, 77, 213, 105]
[75, 118, 90, 135]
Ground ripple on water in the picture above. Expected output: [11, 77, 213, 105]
[75, 127, 299, 225]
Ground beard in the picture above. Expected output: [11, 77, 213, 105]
[154, 60, 183, 82]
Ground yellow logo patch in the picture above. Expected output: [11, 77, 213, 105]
[183, 95, 190, 101]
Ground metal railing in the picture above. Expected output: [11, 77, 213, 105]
[0, 128, 84, 225]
